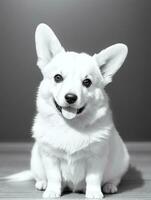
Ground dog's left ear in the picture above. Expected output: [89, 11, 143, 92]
[35, 23, 65, 72]
[93, 43, 128, 85]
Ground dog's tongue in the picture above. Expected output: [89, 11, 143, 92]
[62, 107, 77, 119]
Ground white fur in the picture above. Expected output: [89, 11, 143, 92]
[7, 24, 130, 199]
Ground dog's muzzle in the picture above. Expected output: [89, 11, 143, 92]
[53, 99, 85, 119]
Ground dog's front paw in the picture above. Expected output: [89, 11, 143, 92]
[42, 187, 61, 198]
[35, 180, 47, 191]
[102, 183, 118, 194]
[86, 188, 104, 199]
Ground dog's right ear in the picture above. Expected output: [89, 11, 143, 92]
[93, 44, 128, 86]
[35, 23, 65, 71]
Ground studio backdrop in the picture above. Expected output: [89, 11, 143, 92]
[0, 0, 150, 142]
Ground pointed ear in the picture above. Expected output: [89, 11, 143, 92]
[35, 23, 65, 71]
[93, 43, 128, 85]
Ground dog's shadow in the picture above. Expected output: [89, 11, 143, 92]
[62, 165, 144, 197]
[118, 165, 144, 193]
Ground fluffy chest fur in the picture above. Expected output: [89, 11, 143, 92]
[32, 102, 113, 155]
[33, 107, 113, 187]
[38, 136, 108, 187]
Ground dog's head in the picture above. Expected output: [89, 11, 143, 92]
[35, 24, 128, 120]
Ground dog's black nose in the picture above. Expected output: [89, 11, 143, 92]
[65, 93, 77, 104]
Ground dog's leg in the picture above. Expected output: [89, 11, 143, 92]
[31, 143, 47, 191]
[85, 155, 107, 199]
[41, 154, 61, 198]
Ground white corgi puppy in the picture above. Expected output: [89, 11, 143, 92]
[7, 23, 130, 199]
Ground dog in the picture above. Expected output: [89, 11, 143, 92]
[6, 23, 130, 199]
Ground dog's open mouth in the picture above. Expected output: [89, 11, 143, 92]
[54, 99, 85, 119]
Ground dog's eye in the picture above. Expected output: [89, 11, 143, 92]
[54, 74, 64, 83]
[82, 78, 92, 88]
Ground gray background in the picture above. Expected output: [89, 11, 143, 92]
[0, 0, 150, 142]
